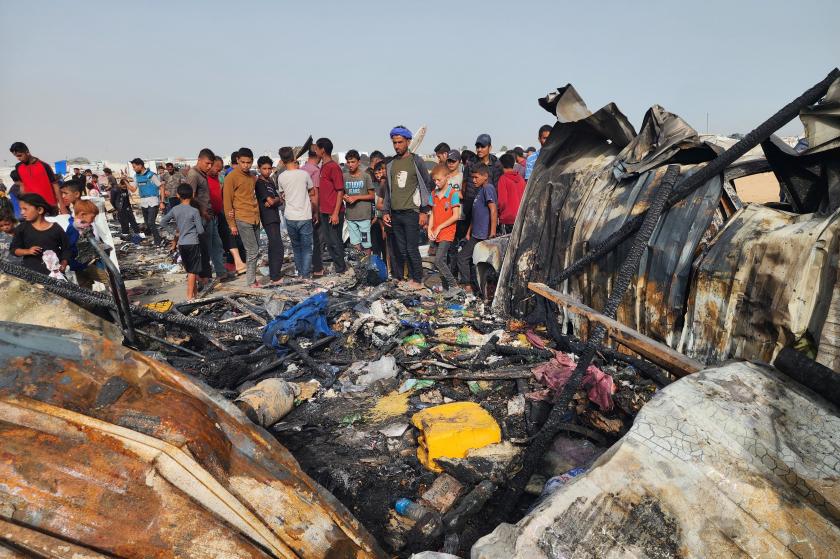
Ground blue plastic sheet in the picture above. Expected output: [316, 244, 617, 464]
[262, 292, 336, 355]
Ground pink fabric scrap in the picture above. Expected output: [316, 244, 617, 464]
[531, 351, 615, 411]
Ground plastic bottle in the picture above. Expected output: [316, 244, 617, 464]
[356, 355, 398, 386]
[394, 499, 442, 539]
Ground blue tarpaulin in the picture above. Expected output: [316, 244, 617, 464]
[262, 292, 335, 355]
[54, 160, 67, 176]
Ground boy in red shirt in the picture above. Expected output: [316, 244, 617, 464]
[427, 165, 463, 296]
[497, 153, 526, 235]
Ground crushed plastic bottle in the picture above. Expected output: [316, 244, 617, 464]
[394, 499, 442, 539]
[355, 355, 398, 386]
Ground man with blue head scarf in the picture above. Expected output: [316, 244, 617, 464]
[382, 125, 432, 287]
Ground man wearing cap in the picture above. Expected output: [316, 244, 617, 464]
[524, 124, 553, 180]
[130, 158, 165, 245]
[462, 134, 503, 231]
[383, 125, 432, 287]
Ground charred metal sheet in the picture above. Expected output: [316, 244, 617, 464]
[681, 204, 840, 364]
[495, 93, 722, 352]
[473, 235, 510, 296]
[0, 320, 385, 559]
[0, 274, 121, 340]
[473, 361, 840, 558]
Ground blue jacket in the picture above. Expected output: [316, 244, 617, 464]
[135, 169, 159, 199]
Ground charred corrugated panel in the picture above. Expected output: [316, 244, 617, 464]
[681, 204, 840, 364]
[0, 321, 385, 559]
[817, 268, 840, 370]
[495, 85, 635, 318]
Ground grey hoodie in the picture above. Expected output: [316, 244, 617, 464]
[383, 152, 432, 214]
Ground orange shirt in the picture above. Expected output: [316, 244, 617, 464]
[429, 185, 460, 242]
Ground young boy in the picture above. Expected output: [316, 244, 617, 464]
[457, 164, 497, 293]
[343, 149, 375, 256]
[114, 178, 142, 243]
[255, 155, 285, 285]
[59, 179, 84, 214]
[497, 153, 526, 235]
[277, 146, 317, 278]
[67, 199, 110, 290]
[160, 184, 205, 299]
[427, 165, 463, 296]
[0, 209, 20, 263]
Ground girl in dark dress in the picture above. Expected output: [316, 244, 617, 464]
[10, 193, 71, 275]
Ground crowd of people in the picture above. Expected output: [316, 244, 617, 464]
[1, 123, 552, 300]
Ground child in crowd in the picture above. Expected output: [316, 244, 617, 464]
[457, 164, 497, 294]
[343, 150, 375, 256]
[10, 193, 71, 275]
[160, 184, 205, 299]
[0, 209, 20, 263]
[87, 174, 102, 197]
[67, 199, 110, 290]
[255, 155, 285, 285]
[497, 153, 526, 235]
[59, 179, 84, 213]
[277, 146, 316, 279]
[372, 161, 389, 266]
[427, 165, 463, 296]
[115, 178, 142, 242]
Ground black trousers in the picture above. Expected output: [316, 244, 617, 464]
[118, 205, 140, 235]
[450, 220, 469, 282]
[320, 213, 346, 273]
[390, 210, 423, 282]
[141, 205, 161, 243]
[312, 218, 324, 273]
[264, 222, 285, 281]
[371, 219, 386, 260]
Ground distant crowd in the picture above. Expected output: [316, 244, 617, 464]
[1, 124, 552, 299]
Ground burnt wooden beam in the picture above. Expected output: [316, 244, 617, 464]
[528, 282, 703, 377]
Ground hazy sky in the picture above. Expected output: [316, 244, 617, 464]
[1, 0, 838, 165]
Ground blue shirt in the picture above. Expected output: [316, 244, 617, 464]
[524, 151, 539, 180]
[471, 184, 497, 240]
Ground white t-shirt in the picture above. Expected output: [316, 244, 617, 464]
[277, 169, 314, 221]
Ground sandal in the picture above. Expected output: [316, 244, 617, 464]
[235, 267, 247, 276]
[312, 270, 325, 278]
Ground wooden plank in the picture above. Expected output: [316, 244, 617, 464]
[528, 282, 703, 377]
[223, 296, 267, 326]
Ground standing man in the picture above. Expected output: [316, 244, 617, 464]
[313, 138, 346, 275]
[9, 142, 67, 214]
[161, 162, 182, 210]
[223, 147, 261, 287]
[129, 158, 165, 244]
[382, 125, 432, 287]
[524, 125, 553, 180]
[433, 142, 451, 164]
[301, 149, 324, 276]
[277, 146, 317, 279]
[185, 148, 225, 281]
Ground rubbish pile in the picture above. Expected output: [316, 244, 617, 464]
[119, 271, 666, 555]
[0, 250, 667, 557]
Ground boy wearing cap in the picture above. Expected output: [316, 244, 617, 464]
[383, 125, 433, 287]
[343, 150, 375, 256]
[458, 163, 497, 293]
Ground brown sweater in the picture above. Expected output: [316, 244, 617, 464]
[223, 168, 259, 226]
